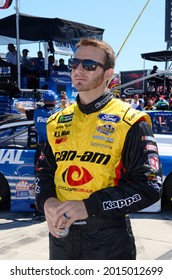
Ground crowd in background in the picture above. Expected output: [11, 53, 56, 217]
[116, 93, 172, 111]
[2, 43, 172, 112]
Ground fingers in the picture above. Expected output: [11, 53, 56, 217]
[52, 200, 88, 229]
[52, 214, 70, 238]
[54, 227, 69, 238]
[63, 212, 70, 220]
[45, 200, 88, 238]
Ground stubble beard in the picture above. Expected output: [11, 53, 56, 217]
[73, 72, 104, 92]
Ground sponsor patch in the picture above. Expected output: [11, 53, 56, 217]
[58, 113, 73, 123]
[16, 180, 30, 190]
[39, 152, 45, 161]
[92, 135, 114, 143]
[127, 112, 139, 121]
[35, 178, 40, 194]
[96, 124, 115, 135]
[16, 191, 29, 197]
[54, 130, 70, 137]
[62, 165, 93, 186]
[144, 144, 158, 152]
[91, 142, 112, 149]
[103, 194, 141, 210]
[142, 136, 156, 142]
[148, 154, 159, 172]
[98, 113, 121, 123]
[148, 181, 162, 193]
[145, 172, 157, 181]
[55, 137, 68, 144]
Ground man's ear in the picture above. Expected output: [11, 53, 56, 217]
[104, 68, 114, 81]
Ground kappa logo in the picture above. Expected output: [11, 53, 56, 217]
[62, 165, 93, 186]
[103, 194, 141, 210]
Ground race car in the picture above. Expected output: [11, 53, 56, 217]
[0, 115, 37, 212]
[146, 110, 172, 209]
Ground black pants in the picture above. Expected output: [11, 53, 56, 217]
[49, 216, 136, 260]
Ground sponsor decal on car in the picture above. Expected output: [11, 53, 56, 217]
[0, 150, 24, 164]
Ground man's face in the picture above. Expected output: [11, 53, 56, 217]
[71, 45, 106, 92]
[8, 45, 14, 52]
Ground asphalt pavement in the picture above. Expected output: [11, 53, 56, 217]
[0, 209, 171, 260]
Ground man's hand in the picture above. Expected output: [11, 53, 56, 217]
[52, 200, 88, 231]
[44, 197, 62, 238]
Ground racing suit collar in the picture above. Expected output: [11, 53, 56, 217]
[76, 90, 114, 114]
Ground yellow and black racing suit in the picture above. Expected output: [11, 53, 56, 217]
[35, 91, 162, 260]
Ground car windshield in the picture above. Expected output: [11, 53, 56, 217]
[0, 119, 38, 149]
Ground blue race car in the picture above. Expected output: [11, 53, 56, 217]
[146, 110, 172, 208]
[0, 115, 37, 212]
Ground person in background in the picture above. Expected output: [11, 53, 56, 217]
[57, 58, 69, 72]
[156, 95, 169, 110]
[144, 99, 155, 110]
[150, 65, 159, 75]
[31, 50, 45, 76]
[48, 55, 58, 74]
[5, 43, 18, 82]
[6, 43, 17, 65]
[59, 91, 70, 109]
[136, 99, 145, 111]
[21, 49, 32, 69]
[17, 90, 59, 161]
[21, 49, 40, 75]
[168, 92, 172, 110]
[35, 37, 162, 260]
[37, 51, 45, 70]
[150, 65, 171, 93]
[33, 91, 57, 143]
[130, 93, 139, 109]
[120, 94, 127, 102]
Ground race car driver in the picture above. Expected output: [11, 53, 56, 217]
[35, 38, 162, 260]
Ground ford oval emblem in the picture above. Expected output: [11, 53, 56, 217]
[98, 114, 121, 123]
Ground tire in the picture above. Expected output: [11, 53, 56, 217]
[162, 172, 172, 208]
[0, 173, 11, 210]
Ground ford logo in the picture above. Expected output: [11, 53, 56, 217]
[98, 114, 121, 123]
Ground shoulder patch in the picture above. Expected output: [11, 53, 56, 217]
[123, 107, 151, 126]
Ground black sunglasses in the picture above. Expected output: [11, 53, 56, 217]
[71, 58, 107, 71]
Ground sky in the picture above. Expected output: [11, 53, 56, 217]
[0, 0, 168, 73]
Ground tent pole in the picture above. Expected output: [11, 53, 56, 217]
[43, 42, 49, 80]
[116, 0, 151, 59]
[15, 0, 20, 88]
